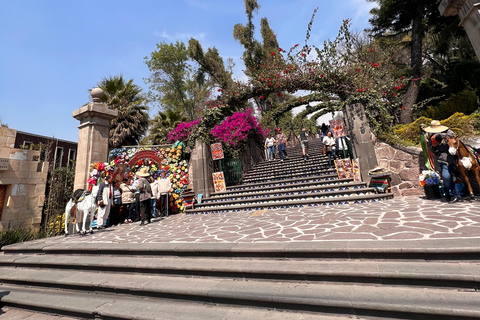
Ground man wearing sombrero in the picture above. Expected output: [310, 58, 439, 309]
[424, 120, 460, 203]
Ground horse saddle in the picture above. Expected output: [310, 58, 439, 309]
[70, 189, 91, 224]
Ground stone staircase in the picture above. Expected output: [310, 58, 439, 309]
[187, 138, 393, 214]
[1, 240, 480, 319]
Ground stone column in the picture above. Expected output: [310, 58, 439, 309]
[191, 140, 214, 198]
[439, 0, 480, 61]
[72, 88, 118, 191]
[344, 103, 378, 182]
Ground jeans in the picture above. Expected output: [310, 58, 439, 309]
[267, 146, 275, 160]
[440, 163, 460, 197]
[150, 199, 157, 217]
[327, 150, 336, 167]
[277, 143, 287, 160]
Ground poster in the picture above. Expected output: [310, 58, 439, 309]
[211, 143, 224, 160]
[334, 158, 355, 180]
[329, 118, 347, 138]
[212, 171, 227, 192]
[352, 158, 362, 182]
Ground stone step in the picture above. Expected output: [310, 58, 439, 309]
[1, 267, 479, 320]
[5, 239, 480, 260]
[0, 256, 479, 289]
[186, 193, 393, 214]
[209, 179, 361, 198]
[198, 184, 373, 206]
[242, 167, 338, 184]
[245, 157, 332, 177]
[252, 151, 328, 170]
[223, 174, 340, 192]
[0, 285, 355, 320]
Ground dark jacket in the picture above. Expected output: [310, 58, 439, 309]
[431, 129, 457, 166]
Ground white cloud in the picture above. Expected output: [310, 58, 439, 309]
[153, 29, 207, 43]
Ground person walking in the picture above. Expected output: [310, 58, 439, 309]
[96, 174, 113, 229]
[265, 133, 276, 161]
[275, 128, 289, 161]
[136, 167, 153, 225]
[424, 120, 460, 203]
[299, 127, 309, 161]
[120, 178, 135, 223]
[323, 131, 336, 168]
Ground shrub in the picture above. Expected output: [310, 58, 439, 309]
[0, 227, 46, 249]
[424, 89, 479, 120]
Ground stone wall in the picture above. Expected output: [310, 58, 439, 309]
[0, 127, 49, 230]
[374, 142, 425, 197]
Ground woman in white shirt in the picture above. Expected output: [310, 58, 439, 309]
[264, 134, 276, 161]
[322, 131, 336, 168]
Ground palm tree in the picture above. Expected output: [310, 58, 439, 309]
[146, 109, 187, 144]
[96, 75, 150, 148]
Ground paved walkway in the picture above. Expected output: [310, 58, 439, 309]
[43, 196, 480, 244]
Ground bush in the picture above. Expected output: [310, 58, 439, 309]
[0, 227, 46, 249]
[424, 89, 479, 120]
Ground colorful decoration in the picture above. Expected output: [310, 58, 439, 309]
[419, 170, 441, 187]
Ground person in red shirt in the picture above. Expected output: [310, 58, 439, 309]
[275, 128, 289, 161]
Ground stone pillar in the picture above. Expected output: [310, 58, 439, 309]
[439, 0, 480, 61]
[344, 103, 378, 182]
[191, 140, 214, 198]
[72, 88, 118, 191]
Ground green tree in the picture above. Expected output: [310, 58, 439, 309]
[96, 75, 149, 148]
[145, 41, 213, 121]
[368, 0, 443, 124]
[145, 109, 187, 145]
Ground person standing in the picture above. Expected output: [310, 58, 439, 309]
[323, 131, 336, 168]
[150, 176, 159, 218]
[109, 181, 123, 226]
[136, 167, 153, 225]
[275, 128, 288, 161]
[299, 127, 309, 161]
[120, 178, 135, 223]
[424, 120, 460, 203]
[264, 134, 276, 161]
[96, 174, 113, 229]
[157, 170, 171, 217]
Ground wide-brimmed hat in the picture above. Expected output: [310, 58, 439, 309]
[424, 120, 449, 133]
[136, 166, 150, 177]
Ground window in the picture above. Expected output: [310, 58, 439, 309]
[68, 149, 76, 168]
[22, 141, 33, 149]
[54, 147, 63, 169]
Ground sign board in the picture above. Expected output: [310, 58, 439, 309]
[0, 159, 8, 170]
[329, 118, 347, 138]
[211, 143, 224, 160]
[334, 158, 355, 180]
[212, 171, 226, 192]
[352, 158, 362, 182]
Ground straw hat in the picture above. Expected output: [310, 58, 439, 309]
[424, 120, 449, 133]
[136, 166, 151, 177]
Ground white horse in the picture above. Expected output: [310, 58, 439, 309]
[64, 185, 99, 235]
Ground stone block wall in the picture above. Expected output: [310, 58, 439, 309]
[374, 142, 425, 197]
[0, 127, 48, 230]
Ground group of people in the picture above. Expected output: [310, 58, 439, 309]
[421, 120, 461, 203]
[264, 127, 350, 167]
[95, 167, 171, 229]
[264, 128, 289, 161]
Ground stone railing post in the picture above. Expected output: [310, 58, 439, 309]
[191, 140, 214, 198]
[344, 103, 378, 181]
[72, 88, 118, 191]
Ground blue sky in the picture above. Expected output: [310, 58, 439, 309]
[0, 0, 375, 142]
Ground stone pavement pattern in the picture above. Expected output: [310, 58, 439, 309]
[45, 196, 480, 244]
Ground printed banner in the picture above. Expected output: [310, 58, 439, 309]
[212, 171, 227, 192]
[329, 118, 347, 138]
[211, 143, 224, 160]
[334, 158, 355, 180]
[352, 158, 362, 182]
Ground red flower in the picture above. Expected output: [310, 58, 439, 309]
[294, 44, 299, 47]
[278, 92, 283, 97]
[395, 86, 400, 90]
[369, 48, 375, 52]
[400, 76, 405, 79]
[401, 106, 406, 110]
[357, 69, 361, 72]
[278, 48, 283, 52]
[320, 74, 324, 78]
[301, 53, 306, 57]
[372, 63, 380, 68]
[299, 98, 302, 101]
[218, 88, 222, 92]
[259, 96, 264, 99]
[270, 52, 275, 56]
[357, 88, 365, 93]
